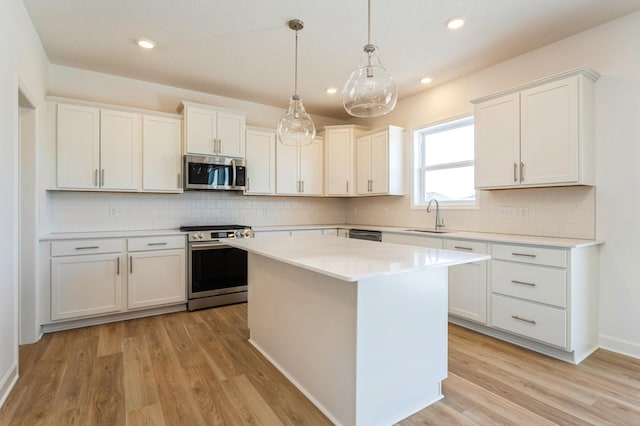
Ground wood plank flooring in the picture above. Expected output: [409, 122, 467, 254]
[1, 303, 639, 425]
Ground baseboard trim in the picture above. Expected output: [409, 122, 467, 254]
[0, 362, 18, 409]
[41, 304, 186, 334]
[599, 334, 640, 360]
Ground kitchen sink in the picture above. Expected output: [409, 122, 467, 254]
[404, 229, 449, 234]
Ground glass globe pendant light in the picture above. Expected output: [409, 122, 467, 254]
[277, 19, 316, 146]
[343, 0, 398, 118]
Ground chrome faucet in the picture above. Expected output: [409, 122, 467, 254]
[427, 198, 443, 231]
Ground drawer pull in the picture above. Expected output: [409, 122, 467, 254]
[75, 246, 99, 250]
[512, 315, 536, 325]
[117, 257, 120, 275]
[454, 246, 473, 251]
[147, 242, 168, 246]
[512, 252, 537, 258]
[511, 279, 536, 287]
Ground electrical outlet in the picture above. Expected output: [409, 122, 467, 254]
[109, 206, 119, 217]
[500, 206, 517, 219]
[519, 207, 529, 219]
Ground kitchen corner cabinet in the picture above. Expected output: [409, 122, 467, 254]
[142, 115, 183, 192]
[127, 236, 186, 310]
[445, 239, 488, 324]
[178, 101, 246, 157]
[324, 125, 368, 196]
[356, 126, 404, 195]
[57, 103, 142, 190]
[50, 239, 125, 320]
[473, 68, 599, 189]
[276, 136, 324, 196]
[245, 127, 276, 195]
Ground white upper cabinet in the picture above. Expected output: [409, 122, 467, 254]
[356, 126, 404, 196]
[473, 68, 599, 190]
[179, 101, 246, 157]
[57, 103, 100, 189]
[142, 115, 183, 192]
[324, 125, 368, 196]
[100, 109, 142, 190]
[57, 103, 141, 191]
[276, 136, 324, 196]
[245, 127, 276, 195]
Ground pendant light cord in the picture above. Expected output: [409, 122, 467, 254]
[294, 29, 298, 96]
[367, 0, 371, 45]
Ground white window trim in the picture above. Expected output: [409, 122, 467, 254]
[411, 115, 479, 211]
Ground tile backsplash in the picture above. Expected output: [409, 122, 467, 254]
[346, 186, 596, 240]
[47, 191, 347, 233]
[47, 186, 595, 240]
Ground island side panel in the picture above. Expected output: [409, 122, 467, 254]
[355, 268, 449, 426]
[247, 253, 358, 426]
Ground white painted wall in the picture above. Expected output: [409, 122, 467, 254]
[0, 0, 49, 407]
[346, 11, 640, 357]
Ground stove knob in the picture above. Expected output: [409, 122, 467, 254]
[234, 230, 242, 238]
[198, 232, 205, 240]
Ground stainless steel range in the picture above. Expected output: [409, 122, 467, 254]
[180, 224, 253, 311]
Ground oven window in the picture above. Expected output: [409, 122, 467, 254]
[191, 246, 247, 293]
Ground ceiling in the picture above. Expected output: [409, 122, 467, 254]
[22, 0, 640, 119]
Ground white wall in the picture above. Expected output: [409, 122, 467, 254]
[0, 0, 49, 407]
[347, 11, 640, 357]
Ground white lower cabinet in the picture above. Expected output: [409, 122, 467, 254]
[50, 235, 186, 322]
[488, 242, 599, 363]
[50, 239, 126, 320]
[445, 239, 488, 324]
[127, 236, 186, 310]
[382, 231, 599, 363]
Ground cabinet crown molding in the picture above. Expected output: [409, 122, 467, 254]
[471, 67, 600, 105]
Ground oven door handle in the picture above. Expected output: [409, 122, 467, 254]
[190, 242, 231, 250]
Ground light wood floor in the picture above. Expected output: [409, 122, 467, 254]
[1, 304, 639, 426]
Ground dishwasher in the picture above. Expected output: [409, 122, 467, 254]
[348, 229, 382, 242]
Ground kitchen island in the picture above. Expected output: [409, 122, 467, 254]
[228, 235, 489, 426]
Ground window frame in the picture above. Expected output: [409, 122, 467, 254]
[412, 115, 478, 210]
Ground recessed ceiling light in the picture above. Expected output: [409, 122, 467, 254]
[446, 17, 465, 30]
[420, 77, 433, 84]
[137, 38, 156, 49]
[326, 88, 338, 95]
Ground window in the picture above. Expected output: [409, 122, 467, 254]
[413, 116, 476, 208]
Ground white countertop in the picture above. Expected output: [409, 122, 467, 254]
[227, 235, 490, 282]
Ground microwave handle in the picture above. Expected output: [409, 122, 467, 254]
[231, 159, 237, 187]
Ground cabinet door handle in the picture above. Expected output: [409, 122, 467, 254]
[513, 163, 518, 182]
[512, 315, 536, 325]
[130, 256, 133, 274]
[101, 169, 105, 186]
[75, 246, 99, 250]
[147, 242, 168, 246]
[117, 257, 120, 275]
[301, 180, 304, 193]
[512, 252, 537, 258]
[95, 169, 99, 187]
[454, 246, 473, 251]
[246, 177, 250, 191]
[178, 173, 181, 188]
[520, 162, 525, 182]
[511, 279, 536, 287]
[346, 181, 349, 193]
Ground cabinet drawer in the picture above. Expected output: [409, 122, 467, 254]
[491, 243, 567, 267]
[128, 235, 186, 251]
[445, 239, 487, 254]
[51, 239, 125, 257]
[491, 294, 567, 348]
[492, 260, 567, 308]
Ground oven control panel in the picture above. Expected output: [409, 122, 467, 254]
[182, 226, 253, 242]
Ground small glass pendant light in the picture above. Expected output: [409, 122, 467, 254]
[343, 0, 398, 118]
[277, 19, 316, 146]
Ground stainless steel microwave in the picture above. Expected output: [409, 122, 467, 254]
[184, 154, 246, 191]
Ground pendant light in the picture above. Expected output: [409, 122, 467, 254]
[343, 0, 398, 118]
[277, 19, 316, 146]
